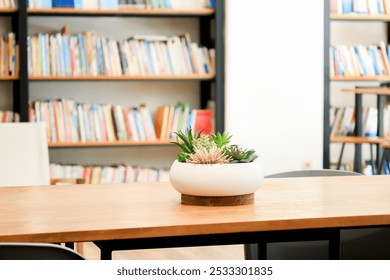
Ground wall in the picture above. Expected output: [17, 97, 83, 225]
[225, 0, 324, 175]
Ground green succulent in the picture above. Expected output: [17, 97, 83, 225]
[193, 134, 215, 151]
[173, 128, 201, 162]
[211, 132, 232, 148]
[225, 145, 258, 163]
[173, 128, 258, 164]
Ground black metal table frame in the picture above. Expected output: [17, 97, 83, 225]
[93, 227, 343, 260]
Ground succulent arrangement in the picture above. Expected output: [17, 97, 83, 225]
[173, 128, 258, 164]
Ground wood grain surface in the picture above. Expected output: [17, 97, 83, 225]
[1, 176, 390, 243]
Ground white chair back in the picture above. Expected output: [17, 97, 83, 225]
[0, 122, 50, 186]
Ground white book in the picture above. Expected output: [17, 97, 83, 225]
[172, 37, 187, 74]
[123, 41, 133, 75]
[180, 37, 193, 74]
[97, 104, 108, 141]
[111, 40, 122, 76]
[379, 41, 390, 75]
[349, 46, 363, 76]
[125, 166, 135, 183]
[133, 39, 147, 75]
[171, 0, 205, 9]
[190, 43, 203, 74]
[364, 107, 378, 136]
[113, 165, 125, 183]
[101, 37, 112, 75]
[167, 38, 180, 75]
[87, 104, 97, 141]
[202, 47, 212, 74]
[148, 42, 160, 75]
[133, 108, 146, 141]
[355, 0, 368, 14]
[139, 104, 157, 141]
[92, 104, 102, 142]
[104, 104, 116, 141]
[158, 42, 172, 75]
[83, 0, 99, 9]
[127, 109, 140, 141]
[113, 105, 127, 140]
[368, 0, 379, 14]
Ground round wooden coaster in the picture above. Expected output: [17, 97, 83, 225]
[181, 193, 254, 206]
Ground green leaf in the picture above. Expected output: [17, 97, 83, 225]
[212, 132, 232, 148]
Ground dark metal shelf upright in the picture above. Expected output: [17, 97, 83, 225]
[215, 0, 225, 133]
[324, 0, 330, 168]
[199, 0, 224, 133]
[12, 1, 28, 122]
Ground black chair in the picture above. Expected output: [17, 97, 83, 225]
[245, 169, 361, 260]
[0, 243, 85, 260]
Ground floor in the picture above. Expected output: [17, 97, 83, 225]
[81, 242, 245, 260]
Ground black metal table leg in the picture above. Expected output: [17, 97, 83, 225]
[100, 248, 113, 260]
[258, 242, 267, 260]
[378, 149, 388, 175]
[337, 143, 346, 170]
[328, 229, 341, 260]
[370, 143, 375, 174]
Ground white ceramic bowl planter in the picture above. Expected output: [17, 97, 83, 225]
[170, 160, 264, 206]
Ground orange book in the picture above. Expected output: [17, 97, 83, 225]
[194, 109, 212, 135]
[154, 106, 169, 139]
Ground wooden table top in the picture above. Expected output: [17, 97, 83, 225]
[1, 176, 390, 243]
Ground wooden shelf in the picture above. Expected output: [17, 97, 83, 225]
[330, 14, 390, 21]
[382, 140, 390, 148]
[341, 88, 390, 95]
[28, 8, 215, 16]
[331, 76, 390, 81]
[0, 8, 17, 14]
[48, 139, 175, 148]
[330, 136, 384, 144]
[0, 75, 19, 81]
[29, 74, 215, 81]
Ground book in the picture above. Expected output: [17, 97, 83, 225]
[139, 104, 156, 141]
[154, 105, 169, 139]
[53, 0, 75, 7]
[193, 109, 212, 135]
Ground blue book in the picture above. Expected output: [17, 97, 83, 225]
[209, 0, 215, 9]
[133, 108, 145, 141]
[377, 0, 384, 14]
[118, 41, 128, 75]
[74, 0, 83, 9]
[100, 0, 118, 9]
[52, 0, 75, 8]
[62, 35, 72, 75]
[372, 46, 384, 75]
[368, 47, 379, 75]
[96, 38, 104, 75]
[91, 104, 101, 141]
[354, 46, 368, 76]
[144, 41, 155, 75]
[165, 42, 174, 74]
[165, 0, 172, 9]
[342, 0, 353, 14]
[332, 47, 344, 76]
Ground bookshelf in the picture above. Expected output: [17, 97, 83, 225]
[325, 0, 390, 173]
[4, 1, 225, 181]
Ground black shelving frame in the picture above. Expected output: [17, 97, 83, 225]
[324, 0, 390, 170]
[0, 8, 25, 120]
[10, 3, 225, 133]
[324, 0, 330, 168]
[12, 0, 28, 121]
